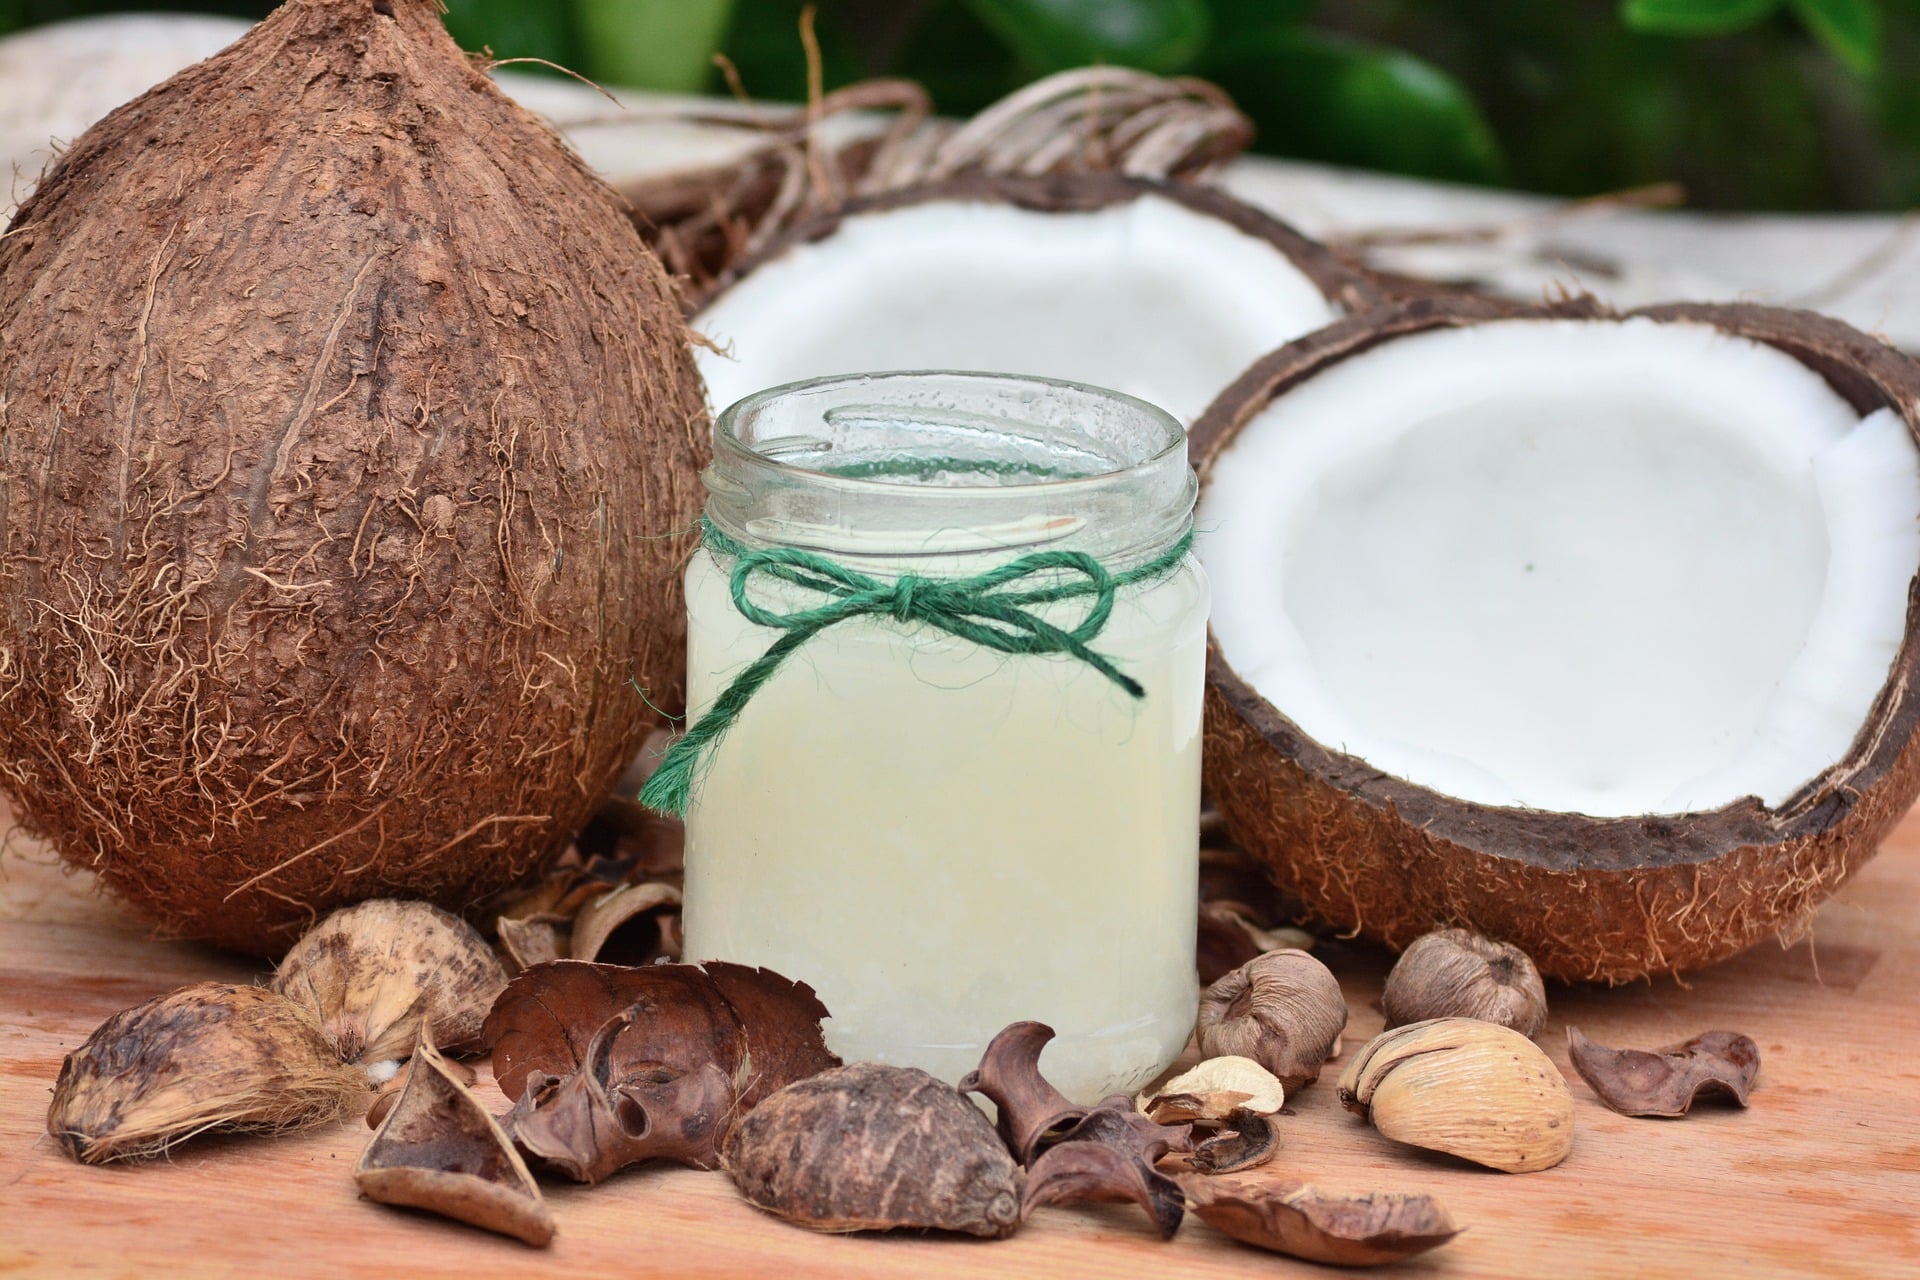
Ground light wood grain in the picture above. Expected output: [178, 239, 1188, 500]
[4, 800, 1918, 1279]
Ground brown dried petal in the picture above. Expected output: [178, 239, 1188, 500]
[956, 1020, 1090, 1165]
[272, 900, 508, 1064]
[355, 1033, 553, 1246]
[506, 1011, 735, 1180]
[48, 983, 366, 1164]
[1022, 1135, 1184, 1239]
[483, 960, 835, 1107]
[1197, 949, 1347, 1091]
[1183, 1178, 1461, 1266]
[1566, 1027, 1759, 1117]
[1188, 1109, 1278, 1175]
[367, 1054, 478, 1129]
[724, 1063, 1024, 1238]
[568, 880, 681, 964]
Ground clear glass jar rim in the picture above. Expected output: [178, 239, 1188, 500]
[712, 369, 1187, 492]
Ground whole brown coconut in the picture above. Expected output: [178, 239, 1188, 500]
[0, 0, 707, 953]
[1194, 295, 1920, 983]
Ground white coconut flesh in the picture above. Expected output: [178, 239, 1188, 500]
[1201, 318, 1920, 819]
[694, 195, 1340, 425]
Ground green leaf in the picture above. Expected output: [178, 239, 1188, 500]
[578, 0, 740, 92]
[1206, 30, 1506, 185]
[1789, 0, 1881, 73]
[441, 0, 581, 69]
[963, 0, 1212, 74]
[1619, 0, 1781, 34]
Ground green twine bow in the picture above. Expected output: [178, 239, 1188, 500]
[639, 518, 1194, 817]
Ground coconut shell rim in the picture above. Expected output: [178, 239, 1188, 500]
[1190, 293, 1920, 875]
[692, 171, 1381, 321]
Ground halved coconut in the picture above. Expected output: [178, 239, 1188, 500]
[692, 173, 1373, 426]
[1194, 295, 1920, 982]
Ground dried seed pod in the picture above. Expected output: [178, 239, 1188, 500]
[724, 1063, 1024, 1238]
[1183, 1178, 1461, 1266]
[956, 1021, 1091, 1164]
[366, 1053, 478, 1129]
[272, 900, 508, 1067]
[47, 983, 366, 1163]
[1022, 1107, 1185, 1239]
[1382, 929, 1548, 1038]
[355, 1033, 554, 1246]
[496, 915, 567, 974]
[1141, 1056, 1286, 1125]
[1196, 949, 1347, 1090]
[1566, 1027, 1760, 1117]
[1338, 1018, 1573, 1173]
[506, 1010, 737, 1180]
[1188, 1109, 1279, 1175]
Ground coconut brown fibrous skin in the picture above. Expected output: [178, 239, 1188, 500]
[1194, 294, 1920, 984]
[0, 0, 708, 953]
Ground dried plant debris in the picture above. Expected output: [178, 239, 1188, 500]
[485, 961, 837, 1181]
[1196, 950, 1347, 1090]
[1188, 1109, 1279, 1175]
[1183, 1178, 1461, 1266]
[272, 900, 508, 1068]
[48, 983, 366, 1163]
[1567, 1028, 1760, 1117]
[356, 1033, 554, 1246]
[367, 1054, 479, 1130]
[725, 1062, 1025, 1238]
[1383, 929, 1548, 1038]
[568, 881, 682, 965]
[1338, 1018, 1573, 1173]
[1141, 1056, 1286, 1125]
[508, 1011, 738, 1181]
[1022, 1111, 1185, 1240]
[956, 1021, 1096, 1164]
[1197, 903, 1314, 987]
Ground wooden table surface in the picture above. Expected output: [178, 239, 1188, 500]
[3, 797, 1917, 1280]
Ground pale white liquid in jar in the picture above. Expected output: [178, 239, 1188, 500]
[680, 545, 1208, 1102]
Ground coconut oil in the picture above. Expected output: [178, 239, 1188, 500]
[677, 372, 1207, 1102]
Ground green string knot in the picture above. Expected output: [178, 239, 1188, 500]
[640, 518, 1194, 817]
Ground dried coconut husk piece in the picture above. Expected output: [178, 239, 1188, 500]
[272, 900, 507, 1067]
[48, 983, 366, 1163]
[1566, 1027, 1759, 1117]
[1194, 294, 1920, 983]
[724, 1062, 1024, 1238]
[617, 66, 1256, 298]
[356, 1033, 553, 1246]
[1183, 1178, 1461, 1266]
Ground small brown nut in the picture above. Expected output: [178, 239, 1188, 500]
[1382, 929, 1547, 1037]
[273, 899, 508, 1068]
[1196, 949, 1347, 1090]
[1337, 1018, 1573, 1173]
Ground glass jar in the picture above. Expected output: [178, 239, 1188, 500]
[677, 371, 1208, 1102]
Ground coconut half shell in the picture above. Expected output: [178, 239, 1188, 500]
[693, 172, 1376, 425]
[0, 0, 707, 953]
[1194, 295, 1920, 982]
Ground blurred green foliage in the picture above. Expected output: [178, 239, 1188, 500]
[4, 0, 1914, 210]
